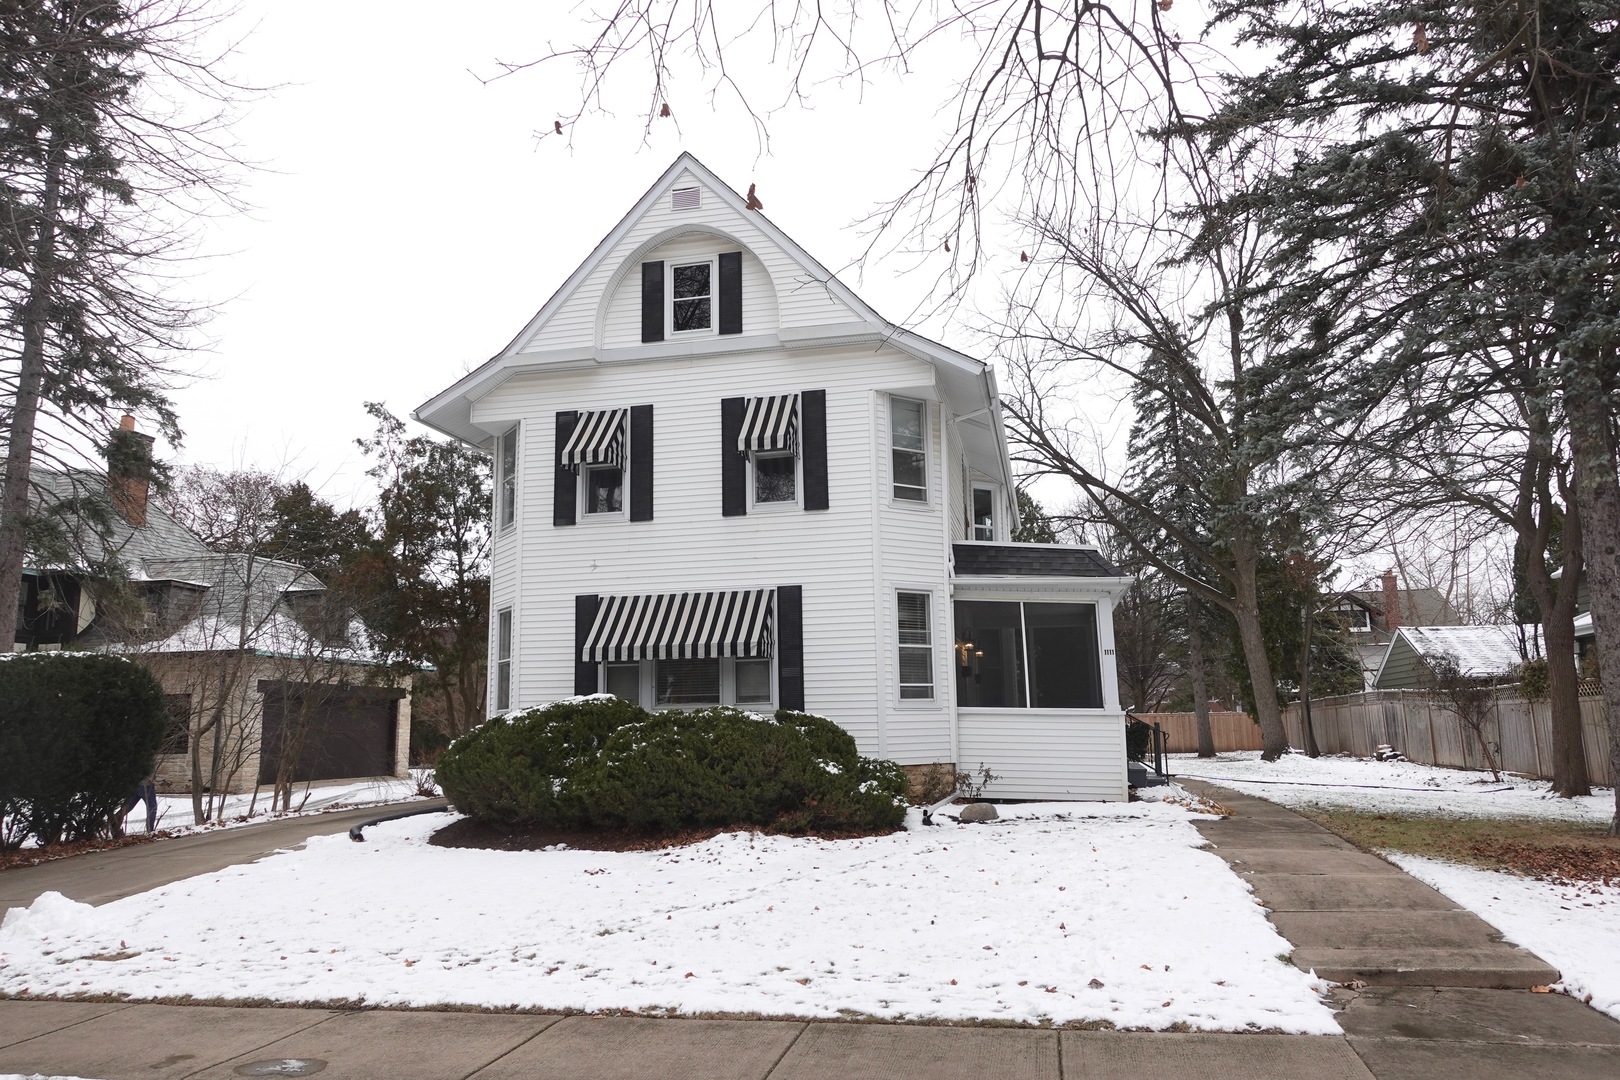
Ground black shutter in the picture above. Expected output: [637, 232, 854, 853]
[717, 251, 743, 335]
[802, 389, 828, 511]
[629, 404, 654, 522]
[721, 396, 747, 517]
[641, 261, 665, 343]
[777, 585, 804, 711]
[574, 594, 601, 696]
[554, 411, 578, 527]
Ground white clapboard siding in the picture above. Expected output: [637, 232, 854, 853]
[600, 239, 777, 349]
[473, 345, 952, 760]
[515, 168, 853, 357]
[957, 711, 1130, 801]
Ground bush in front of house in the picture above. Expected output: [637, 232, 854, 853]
[434, 695, 642, 828]
[435, 697, 908, 836]
[0, 653, 168, 849]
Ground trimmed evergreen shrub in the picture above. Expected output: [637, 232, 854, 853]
[0, 653, 167, 848]
[435, 695, 641, 827]
[436, 697, 907, 835]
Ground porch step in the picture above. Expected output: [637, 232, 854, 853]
[1127, 762, 1169, 788]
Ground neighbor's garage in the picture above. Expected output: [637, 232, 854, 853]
[257, 680, 405, 784]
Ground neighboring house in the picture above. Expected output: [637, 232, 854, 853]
[1332, 570, 1463, 690]
[415, 153, 1133, 800]
[1372, 624, 1539, 689]
[13, 421, 410, 793]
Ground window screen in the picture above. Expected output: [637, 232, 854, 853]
[1024, 602, 1103, 708]
[735, 658, 772, 703]
[657, 658, 720, 705]
[605, 662, 640, 704]
[953, 601, 1027, 708]
[897, 591, 934, 699]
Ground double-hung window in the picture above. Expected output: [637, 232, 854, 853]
[971, 485, 995, 540]
[669, 260, 713, 333]
[740, 393, 801, 509]
[587, 589, 778, 709]
[890, 397, 928, 502]
[498, 427, 517, 528]
[896, 591, 935, 699]
[495, 608, 513, 711]
[560, 409, 628, 517]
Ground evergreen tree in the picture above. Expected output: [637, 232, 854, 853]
[1011, 488, 1058, 543]
[354, 403, 491, 739]
[0, 1, 241, 641]
[1202, 0, 1619, 822]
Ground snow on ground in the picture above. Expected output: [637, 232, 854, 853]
[1386, 854, 1620, 1022]
[0, 794, 1337, 1033]
[149, 774, 433, 837]
[1171, 751, 1615, 823]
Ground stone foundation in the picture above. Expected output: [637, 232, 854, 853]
[901, 762, 957, 804]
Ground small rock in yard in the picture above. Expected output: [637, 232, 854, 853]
[959, 802, 999, 822]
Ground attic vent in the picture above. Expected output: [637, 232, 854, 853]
[671, 187, 701, 211]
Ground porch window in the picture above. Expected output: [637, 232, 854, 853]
[495, 608, 513, 711]
[897, 591, 935, 699]
[954, 600, 1103, 709]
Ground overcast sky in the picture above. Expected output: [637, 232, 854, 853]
[164, 1, 1000, 504]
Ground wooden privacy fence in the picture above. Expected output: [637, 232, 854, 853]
[1282, 690, 1614, 787]
[1133, 711, 1266, 754]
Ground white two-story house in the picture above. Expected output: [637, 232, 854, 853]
[416, 154, 1131, 800]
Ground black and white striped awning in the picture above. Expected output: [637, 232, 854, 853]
[560, 409, 626, 469]
[737, 394, 799, 455]
[582, 589, 775, 662]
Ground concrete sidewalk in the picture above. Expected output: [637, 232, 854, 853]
[0, 1001, 1382, 1080]
[1180, 779, 1620, 1078]
[0, 799, 447, 911]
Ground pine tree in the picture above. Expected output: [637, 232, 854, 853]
[0, 1, 241, 643]
[1202, 0, 1620, 824]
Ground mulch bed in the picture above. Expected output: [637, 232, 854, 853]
[428, 816, 895, 853]
[0, 831, 173, 872]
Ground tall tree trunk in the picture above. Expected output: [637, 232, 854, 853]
[1299, 604, 1321, 757]
[1232, 543, 1290, 760]
[1188, 595, 1215, 758]
[0, 141, 65, 651]
[1563, 374, 1620, 833]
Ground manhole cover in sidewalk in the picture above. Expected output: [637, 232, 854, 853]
[234, 1059, 327, 1076]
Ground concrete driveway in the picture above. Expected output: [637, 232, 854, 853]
[0, 799, 448, 911]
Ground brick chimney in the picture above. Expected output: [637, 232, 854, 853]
[1381, 569, 1401, 630]
[107, 415, 155, 528]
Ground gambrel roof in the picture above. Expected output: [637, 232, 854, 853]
[414, 153, 1011, 490]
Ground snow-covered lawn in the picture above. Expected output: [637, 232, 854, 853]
[1172, 751, 1614, 823]
[0, 794, 1337, 1033]
[1388, 855, 1620, 1022]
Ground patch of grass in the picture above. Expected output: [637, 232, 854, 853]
[1301, 809, 1620, 885]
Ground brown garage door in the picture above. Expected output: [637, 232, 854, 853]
[258, 682, 401, 785]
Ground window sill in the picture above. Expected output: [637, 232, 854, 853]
[748, 499, 801, 514]
[888, 496, 933, 511]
